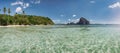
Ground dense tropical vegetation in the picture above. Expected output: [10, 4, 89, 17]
[0, 7, 54, 26]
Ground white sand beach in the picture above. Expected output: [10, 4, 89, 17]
[0, 25, 30, 27]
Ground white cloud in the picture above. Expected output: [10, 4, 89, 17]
[30, 0, 40, 4]
[11, 1, 29, 9]
[72, 14, 77, 17]
[53, 20, 61, 24]
[11, 0, 41, 13]
[16, 7, 22, 13]
[90, 1, 95, 3]
[60, 14, 64, 17]
[23, 3, 29, 8]
[68, 19, 71, 21]
[74, 18, 79, 23]
[26, 3, 29, 7]
[11, 1, 23, 6]
[68, 18, 79, 23]
[109, 2, 120, 9]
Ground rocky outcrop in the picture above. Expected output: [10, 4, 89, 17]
[76, 17, 90, 25]
[67, 17, 90, 25]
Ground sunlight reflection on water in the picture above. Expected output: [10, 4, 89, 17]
[0, 25, 120, 53]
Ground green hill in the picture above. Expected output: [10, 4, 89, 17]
[0, 14, 54, 26]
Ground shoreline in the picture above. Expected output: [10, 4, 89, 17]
[0, 25, 30, 27]
[0, 25, 54, 27]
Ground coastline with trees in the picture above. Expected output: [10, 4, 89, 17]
[0, 7, 54, 26]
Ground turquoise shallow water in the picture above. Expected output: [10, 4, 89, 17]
[0, 25, 120, 53]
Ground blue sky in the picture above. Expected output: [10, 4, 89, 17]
[0, 0, 120, 24]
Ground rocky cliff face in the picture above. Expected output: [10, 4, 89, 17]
[76, 17, 90, 25]
[67, 17, 90, 25]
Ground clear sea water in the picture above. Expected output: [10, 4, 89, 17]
[0, 25, 120, 53]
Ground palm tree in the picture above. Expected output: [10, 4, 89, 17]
[22, 11, 25, 18]
[22, 11, 25, 15]
[15, 13, 18, 15]
[15, 12, 17, 16]
[3, 7, 7, 15]
[8, 8, 11, 15]
[7, 8, 11, 25]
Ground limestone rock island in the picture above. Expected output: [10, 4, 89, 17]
[67, 17, 90, 25]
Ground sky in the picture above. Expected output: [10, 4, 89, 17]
[0, 0, 120, 24]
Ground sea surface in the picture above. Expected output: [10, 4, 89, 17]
[0, 25, 120, 53]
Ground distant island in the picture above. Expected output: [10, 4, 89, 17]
[67, 17, 90, 25]
[0, 7, 54, 26]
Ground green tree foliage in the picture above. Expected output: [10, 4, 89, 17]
[3, 7, 7, 15]
[0, 7, 54, 26]
[0, 14, 54, 26]
[8, 8, 11, 15]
